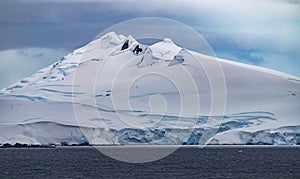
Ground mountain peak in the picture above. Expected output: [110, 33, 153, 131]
[163, 38, 174, 44]
[99, 32, 126, 49]
[1, 31, 300, 146]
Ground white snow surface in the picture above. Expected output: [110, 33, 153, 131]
[1, 32, 300, 145]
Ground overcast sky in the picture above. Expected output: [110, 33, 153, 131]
[0, 0, 299, 89]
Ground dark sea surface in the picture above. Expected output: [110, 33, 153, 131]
[0, 146, 300, 178]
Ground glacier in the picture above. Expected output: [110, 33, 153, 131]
[0, 32, 300, 146]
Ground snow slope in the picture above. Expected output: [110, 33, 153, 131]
[0, 32, 300, 145]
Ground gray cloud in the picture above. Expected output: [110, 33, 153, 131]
[1, 0, 299, 49]
[0, 1, 143, 49]
[0, 0, 299, 87]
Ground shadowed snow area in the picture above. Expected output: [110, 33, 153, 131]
[0, 32, 300, 145]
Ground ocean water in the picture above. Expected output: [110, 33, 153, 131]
[0, 146, 299, 178]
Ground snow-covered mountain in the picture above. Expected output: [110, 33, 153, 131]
[1, 32, 300, 145]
